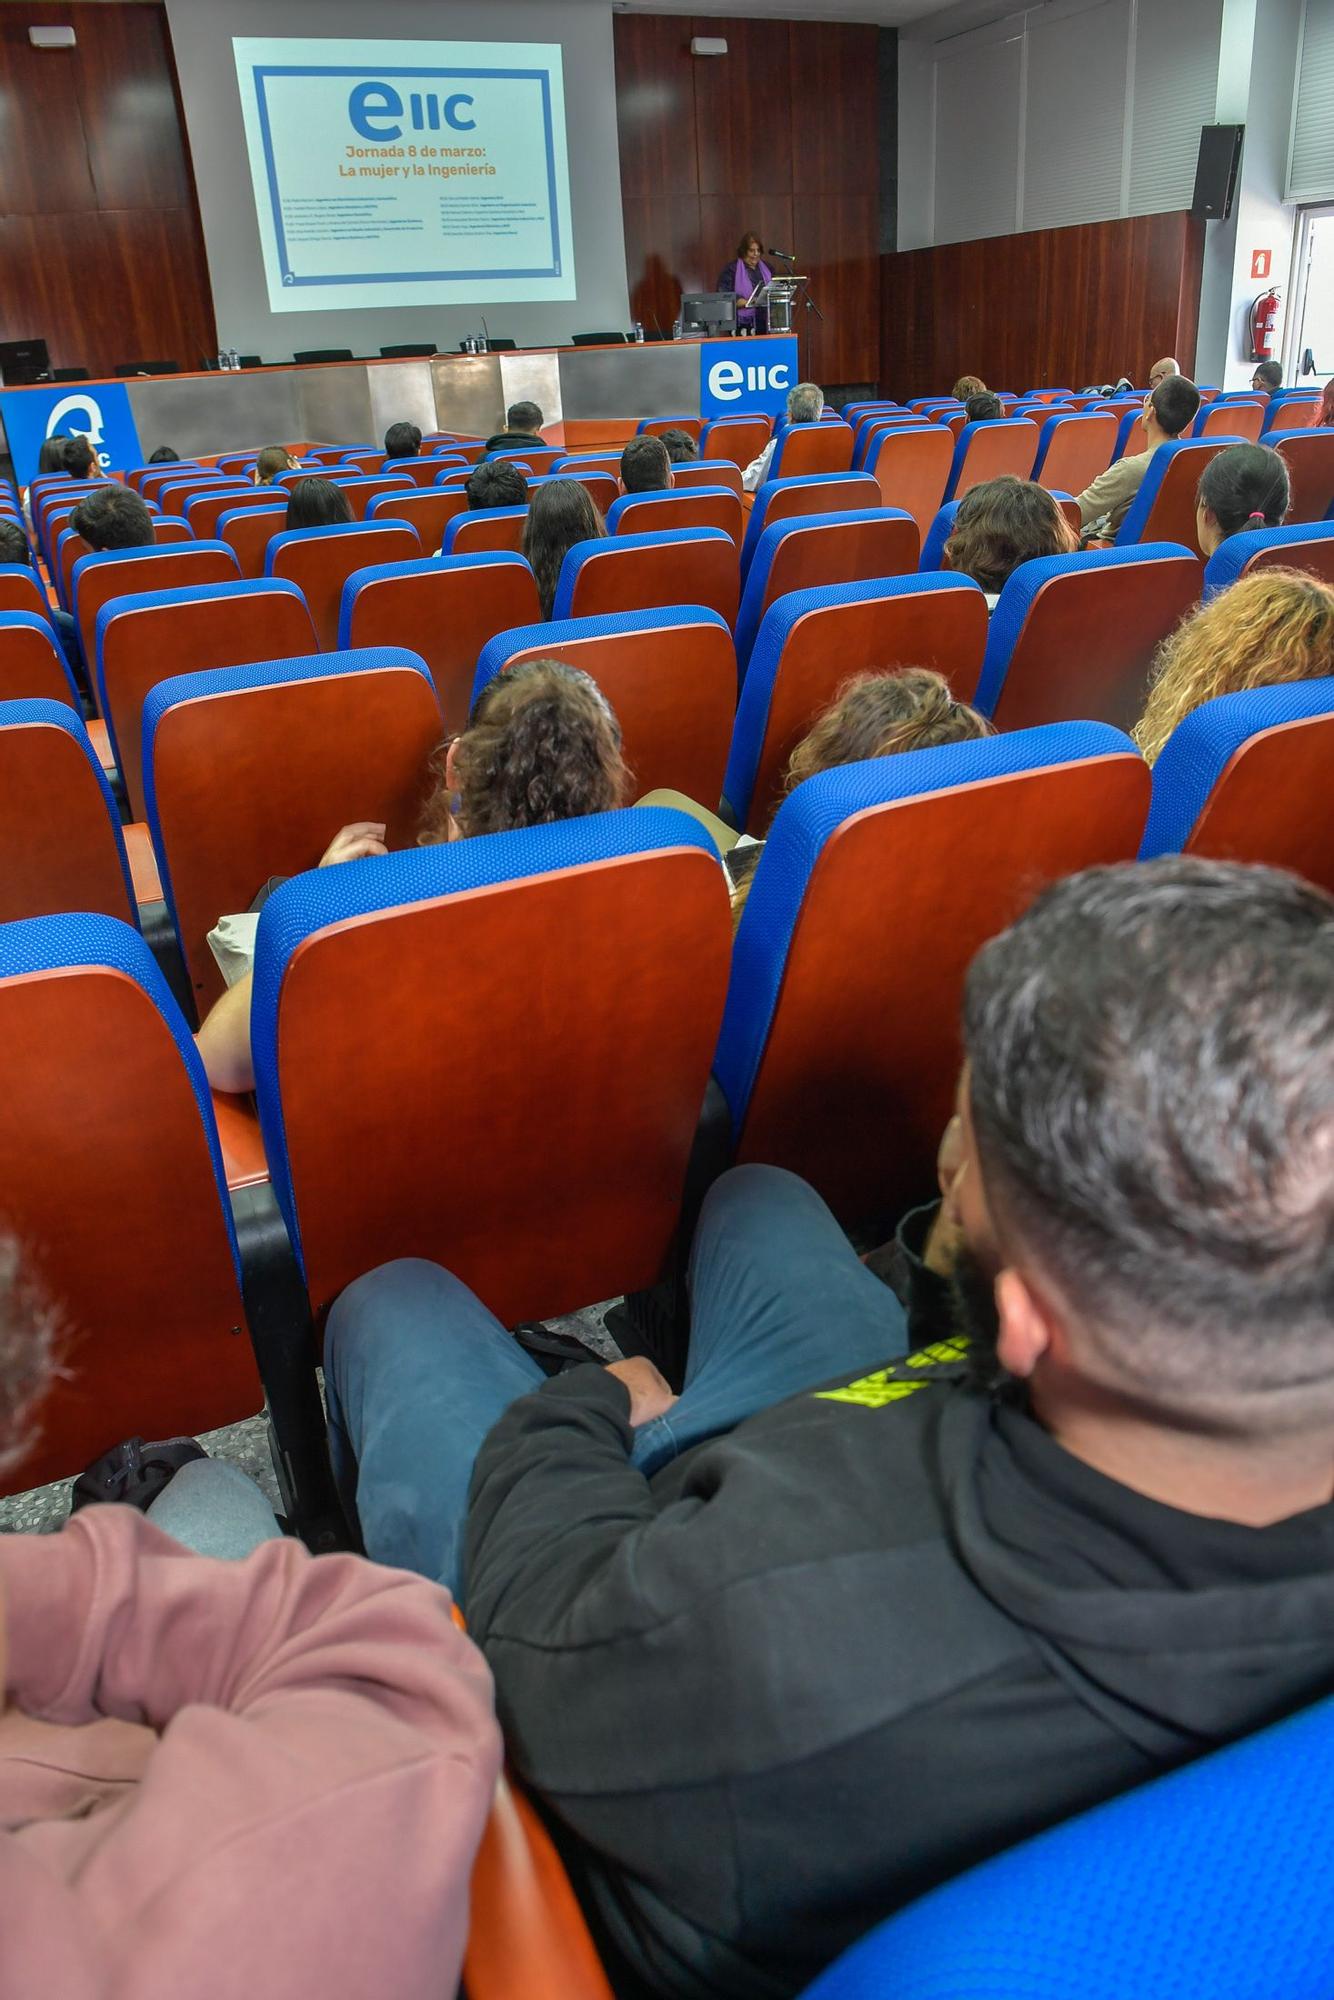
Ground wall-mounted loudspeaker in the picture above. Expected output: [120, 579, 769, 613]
[691, 37, 728, 56]
[1191, 124, 1244, 220]
[28, 25, 76, 46]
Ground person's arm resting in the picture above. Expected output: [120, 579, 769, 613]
[195, 969, 255, 1094]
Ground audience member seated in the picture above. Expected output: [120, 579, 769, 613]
[0, 515, 79, 673]
[464, 459, 528, 511]
[952, 373, 986, 401]
[942, 474, 1077, 606]
[1148, 357, 1179, 389]
[285, 476, 353, 530]
[195, 658, 627, 1092]
[322, 854, 1334, 1999]
[521, 477, 607, 619]
[1076, 373, 1202, 537]
[1195, 442, 1290, 556]
[0, 1233, 500, 2000]
[21, 437, 69, 528]
[1133, 568, 1334, 763]
[659, 427, 699, 464]
[70, 483, 154, 551]
[384, 421, 422, 460]
[964, 391, 1004, 424]
[620, 434, 674, 494]
[148, 445, 181, 464]
[61, 435, 97, 480]
[744, 380, 823, 492]
[1317, 378, 1334, 428]
[484, 400, 545, 455]
[0, 518, 34, 570]
[254, 445, 300, 484]
[645, 668, 992, 920]
[1252, 360, 1285, 399]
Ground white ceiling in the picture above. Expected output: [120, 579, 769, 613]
[611, 0, 973, 26]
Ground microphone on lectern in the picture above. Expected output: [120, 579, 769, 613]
[767, 247, 795, 261]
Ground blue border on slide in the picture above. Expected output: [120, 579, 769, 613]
[252, 63, 563, 286]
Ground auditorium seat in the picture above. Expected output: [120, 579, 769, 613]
[859, 426, 954, 536]
[1140, 677, 1334, 891]
[151, 515, 195, 546]
[157, 474, 248, 511]
[377, 453, 466, 486]
[1031, 411, 1118, 493]
[95, 577, 319, 816]
[142, 647, 443, 1013]
[636, 415, 701, 441]
[218, 500, 289, 580]
[714, 724, 1150, 1232]
[437, 466, 484, 490]
[215, 453, 259, 476]
[606, 485, 744, 546]
[974, 543, 1202, 731]
[552, 452, 622, 483]
[463, 1772, 615, 2000]
[554, 469, 619, 512]
[488, 446, 563, 476]
[764, 423, 856, 482]
[1263, 392, 1322, 433]
[184, 486, 289, 540]
[943, 418, 1040, 500]
[1192, 399, 1265, 443]
[1107, 408, 1145, 462]
[339, 451, 383, 475]
[700, 415, 772, 467]
[0, 611, 82, 708]
[365, 485, 469, 548]
[249, 807, 731, 1323]
[139, 467, 214, 506]
[0, 563, 54, 623]
[1202, 519, 1334, 596]
[1266, 427, 1334, 523]
[339, 552, 541, 730]
[553, 527, 740, 627]
[0, 913, 262, 1496]
[441, 506, 529, 556]
[0, 699, 135, 924]
[723, 574, 992, 833]
[72, 540, 241, 667]
[126, 460, 202, 492]
[1115, 437, 1248, 545]
[474, 606, 735, 803]
[334, 473, 417, 519]
[800, 1692, 1334, 2000]
[265, 519, 422, 647]
[670, 459, 745, 499]
[740, 473, 882, 574]
[735, 509, 920, 670]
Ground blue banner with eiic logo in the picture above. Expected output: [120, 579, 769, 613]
[0, 382, 143, 488]
[698, 337, 799, 421]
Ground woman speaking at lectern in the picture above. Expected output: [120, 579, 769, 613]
[717, 232, 772, 333]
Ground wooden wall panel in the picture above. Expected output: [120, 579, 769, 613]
[0, 3, 215, 378]
[615, 12, 882, 391]
[880, 212, 1205, 401]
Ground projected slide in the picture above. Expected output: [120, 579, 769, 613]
[233, 38, 575, 313]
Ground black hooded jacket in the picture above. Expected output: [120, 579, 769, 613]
[464, 1335, 1334, 1999]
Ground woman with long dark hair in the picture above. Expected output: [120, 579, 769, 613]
[520, 479, 606, 619]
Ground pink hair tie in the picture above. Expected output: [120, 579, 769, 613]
[1247, 510, 1266, 522]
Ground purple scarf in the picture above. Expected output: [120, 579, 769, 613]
[734, 258, 771, 309]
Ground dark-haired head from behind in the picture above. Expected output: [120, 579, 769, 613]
[285, 476, 353, 531]
[148, 445, 181, 464]
[70, 484, 154, 551]
[466, 459, 528, 511]
[61, 435, 96, 478]
[965, 392, 1004, 424]
[1149, 373, 1202, 438]
[521, 478, 607, 619]
[506, 401, 544, 437]
[961, 857, 1334, 1432]
[1195, 442, 1290, 556]
[620, 434, 673, 493]
[943, 476, 1077, 596]
[658, 428, 698, 464]
[0, 520, 33, 569]
[35, 438, 67, 478]
[384, 421, 422, 459]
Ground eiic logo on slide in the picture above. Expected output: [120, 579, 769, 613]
[0, 381, 143, 487]
[698, 337, 800, 421]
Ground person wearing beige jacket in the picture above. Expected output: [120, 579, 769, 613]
[1076, 373, 1202, 535]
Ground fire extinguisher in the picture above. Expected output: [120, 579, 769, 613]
[1250, 287, 1281, 362]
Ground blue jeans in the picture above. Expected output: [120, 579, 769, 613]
[324, 1165, 909, 1599]
[144, 1459, 283, 1559]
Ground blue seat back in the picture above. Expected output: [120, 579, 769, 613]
[0, 697, 135, 922]
[918, 500, 960, 570]
[1115, 437, 1248, 547]
[800, 1694, 1334, 2000]
[740, 472, 881, 573]
[1203, 519, 1334, 598]
[735, 508, 917, 669]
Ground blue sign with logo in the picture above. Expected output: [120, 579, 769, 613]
[0, 382, 143, 488]
[698, 337, 799, 421]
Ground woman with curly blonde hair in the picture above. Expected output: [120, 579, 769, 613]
[1133, 569, 1334, 765]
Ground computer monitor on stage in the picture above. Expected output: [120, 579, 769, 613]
[680, 293, 736, 336]
[0, 339, 50, 385]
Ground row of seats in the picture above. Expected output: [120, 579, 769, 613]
[5, 674, 1331, 1512]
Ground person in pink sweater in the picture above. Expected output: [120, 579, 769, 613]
[0, 1240, 502, 2000]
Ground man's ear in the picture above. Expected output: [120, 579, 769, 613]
[994, 1266, 1055, 1380]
